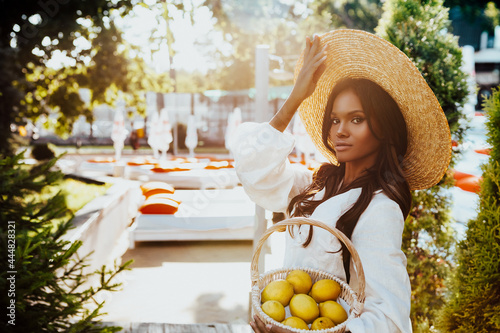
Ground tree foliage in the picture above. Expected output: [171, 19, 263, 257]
[0, 153, 131, 332]
[376, 0, 471, 331]
[310, 0, 383, 33]
[0, 0, 173, 156]
[438, 87, 500, 332]
[200, 0, 329, 91]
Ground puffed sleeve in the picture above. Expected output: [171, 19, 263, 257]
[232, 122, 313, 212]
[346, 194, 412, 333]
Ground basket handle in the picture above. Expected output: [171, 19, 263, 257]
[251, 217, 365, 303]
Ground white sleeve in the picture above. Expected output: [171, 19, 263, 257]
[346, 196, 412, 333]
[232, 122, 313, 213]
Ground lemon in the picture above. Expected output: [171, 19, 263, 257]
[281, 316, 310, 330]
[311, 317, 336, 330]
[309, 279, 341, 303]
[261, 280, 294, 306]
[261, 300, 286, 322]
[319, 300, 348, 324]
[289, 294, 319, 324]
[286, 270, 313, 294]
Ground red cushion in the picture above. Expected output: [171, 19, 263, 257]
[139, 197, 180, 214]
[140, 181, 175, 196]
[452, 170, 474, 181]
[455, 176, 482, 193]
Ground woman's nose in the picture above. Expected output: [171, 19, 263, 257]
[336, 123, 348, 137]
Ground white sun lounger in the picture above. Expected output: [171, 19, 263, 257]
[128, 187, 262, 248]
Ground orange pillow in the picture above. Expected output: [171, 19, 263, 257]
[140, 181, 175, 196]
[150, 166, 190, 173]
[205, 161, 234, 169]
[139, 197, 179, 214]
[452, 170, 474, 181]
[455, 176, 482, 193]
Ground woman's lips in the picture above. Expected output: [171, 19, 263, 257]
[335, 143, 352, 152]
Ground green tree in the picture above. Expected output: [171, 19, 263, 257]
[310, 0, 384, 33]
[438, 87, 500, 332]
[0, 153, 131, 332]
[201, 0, 328, 91]
[376, 0, 470, 331]
[0, 1, 173, 155]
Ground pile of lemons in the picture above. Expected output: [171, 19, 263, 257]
[260, 270, 348, 331]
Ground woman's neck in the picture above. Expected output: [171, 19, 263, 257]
[342, 157, 377, 188]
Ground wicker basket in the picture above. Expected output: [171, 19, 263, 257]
[251, 217, 366, 332]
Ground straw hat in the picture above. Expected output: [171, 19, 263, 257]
[294, 29, 451, 190]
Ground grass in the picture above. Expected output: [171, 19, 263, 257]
[37, 178, 112, 227]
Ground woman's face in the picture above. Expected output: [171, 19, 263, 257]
[329, 88, 381, 168]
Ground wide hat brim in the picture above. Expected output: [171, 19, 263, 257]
[294, 29, 451, 190]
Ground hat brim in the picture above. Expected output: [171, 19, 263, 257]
[294, 29, 451, 190]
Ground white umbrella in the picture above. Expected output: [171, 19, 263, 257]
[111, 103, 127, 161]
[157, 108, 173, 160]
[185, 114, 198, 157]
[147, 108, 173, 160]
[147, 111, 160, 159]
[225, 107, 242, 153]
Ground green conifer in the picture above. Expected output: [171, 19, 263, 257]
[438, 87, 500, 332]
[0, 154, 131, 332]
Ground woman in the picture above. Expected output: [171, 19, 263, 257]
[233, 30, 451, 332]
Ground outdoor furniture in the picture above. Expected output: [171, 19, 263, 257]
[129, 187, 261, 248]
[128, 167, 240, 189]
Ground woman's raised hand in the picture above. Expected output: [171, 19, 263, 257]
[290, 35, 327, 103]
[269, 34, 326, 132]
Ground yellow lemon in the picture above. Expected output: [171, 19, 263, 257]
[289, 294, 319, 324]
[261, 300, 286, 322]
[281, 316, 310, 330]
[286, 270, 313, 294]
[261, 280, 294, 306]
[309, 279, 341, 303]
[319, 300, 348, 325]
[311, 317, 336, 330]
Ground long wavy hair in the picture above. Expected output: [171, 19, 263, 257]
[287, 78, 412, 282]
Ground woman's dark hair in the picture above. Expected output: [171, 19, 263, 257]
[286, 78, 411, 282]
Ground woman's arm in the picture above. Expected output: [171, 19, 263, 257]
[269, 35, 326, 132]
[233, 35, 326, 213]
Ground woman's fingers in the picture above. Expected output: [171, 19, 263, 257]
[309, 35, 320, 57]
[252, 315, 269, 332]
[303, 36, 312, 59]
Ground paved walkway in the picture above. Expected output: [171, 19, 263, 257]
[99, 240, 255, 325]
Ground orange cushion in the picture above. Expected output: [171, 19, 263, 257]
[455, 176, 482, 193]
[474, 148, 491, 155]
[204, 161, 234, 169]
[139, 197, 180, 214]
[151, 166, 191, 173]
[140, 181, 175, 195]
[452, 170, 474, 181]
[88, 157, 115, 163]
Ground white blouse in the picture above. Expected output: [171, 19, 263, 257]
[233, 122, 412, 333]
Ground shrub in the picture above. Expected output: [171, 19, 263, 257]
[0, 153, 131, 332]
[438, 87, 500, 332]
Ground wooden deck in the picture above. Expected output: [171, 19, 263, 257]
[102, 322, 252, 332]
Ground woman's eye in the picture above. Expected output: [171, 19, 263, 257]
[332, 118, 340, 124]
[352, 117, 364, 124]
